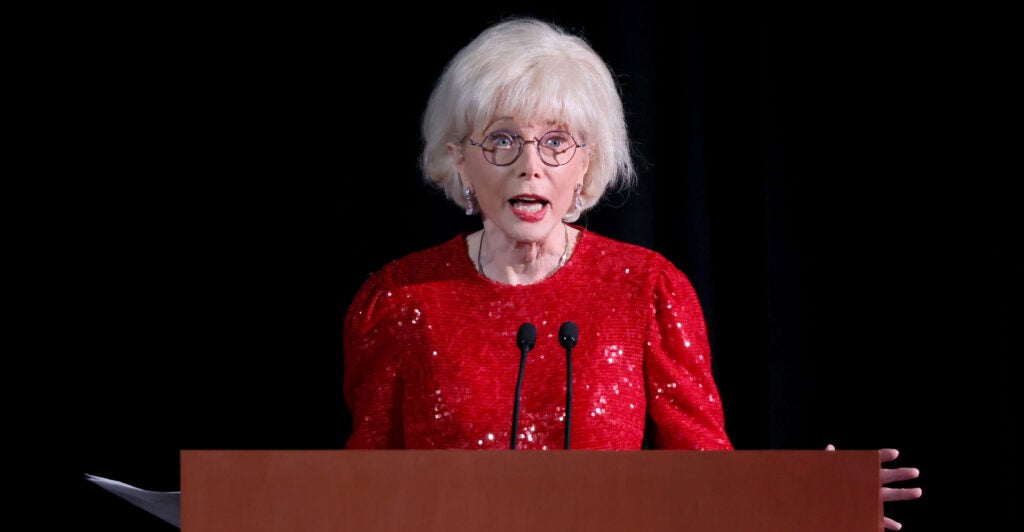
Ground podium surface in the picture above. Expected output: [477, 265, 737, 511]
[181, 449, 881, 531]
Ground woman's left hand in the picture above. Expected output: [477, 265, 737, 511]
[826, 444, 922, 531]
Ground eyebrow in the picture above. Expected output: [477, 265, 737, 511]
[486, 116, 563, 127]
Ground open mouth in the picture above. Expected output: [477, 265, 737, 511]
[509, 197, 549, 213]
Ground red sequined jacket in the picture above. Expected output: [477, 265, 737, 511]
[343, 228, 732, 450]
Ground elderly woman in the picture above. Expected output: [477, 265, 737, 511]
[342, 17, 921, 530]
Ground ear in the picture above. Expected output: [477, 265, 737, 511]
[447, 142, 471, 190]
[577, 147, 591, 186]
[447, 141, 465, 171]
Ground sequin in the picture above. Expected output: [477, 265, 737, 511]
[343, 227, 732, 450]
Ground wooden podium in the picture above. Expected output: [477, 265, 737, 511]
[180, 450, 881, 531]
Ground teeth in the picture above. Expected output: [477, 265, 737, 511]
[512, 201, 544, 213]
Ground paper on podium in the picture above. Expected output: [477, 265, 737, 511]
[85, 473, 181, 528]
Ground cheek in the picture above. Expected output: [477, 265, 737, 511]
[465, 164, 499, 190]
[468, 169, 506, 205]
[560, 184, 578, 206]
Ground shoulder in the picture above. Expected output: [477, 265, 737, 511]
[577, 228, 679, 272]
[344, 234, 470, 327]
[575, 228, 698, 295]
[348, 234, 468, 302]
[369, 233, 469, 282]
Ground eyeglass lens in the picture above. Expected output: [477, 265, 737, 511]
[479, 131, 578, 166]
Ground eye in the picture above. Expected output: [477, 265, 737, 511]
[485, 132, 517, 149]
[542, 131, 571, 149]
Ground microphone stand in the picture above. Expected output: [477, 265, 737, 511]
[512, 323, 536, 449]
[558, 321, 578, 450]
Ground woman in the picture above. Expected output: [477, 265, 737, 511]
[343, 16, 921, 529]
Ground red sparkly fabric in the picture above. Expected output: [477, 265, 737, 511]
[343, 227, 732, 450]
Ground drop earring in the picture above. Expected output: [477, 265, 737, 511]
[464, 187, 475, 215]
[573, 183, 584, 211]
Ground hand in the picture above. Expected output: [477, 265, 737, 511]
[825, 444, 922, 531]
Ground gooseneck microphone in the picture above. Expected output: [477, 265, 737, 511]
[511, 322, 537, 449]
[558, 321, 579, 450]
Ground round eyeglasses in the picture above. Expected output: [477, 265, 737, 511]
[466, 130, 586, 167]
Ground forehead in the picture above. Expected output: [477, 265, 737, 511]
[483, 115, 570, 132]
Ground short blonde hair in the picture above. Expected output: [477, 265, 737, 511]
[420, 17, 636, 222]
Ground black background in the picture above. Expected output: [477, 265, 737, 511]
[28, 3, 1013, 530]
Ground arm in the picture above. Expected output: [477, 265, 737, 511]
[643, 262, 732, 450]
[342, 272, 404, 449]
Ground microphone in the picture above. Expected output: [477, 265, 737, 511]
[558, 321, 579, 450]
[511, 322, 537, 449]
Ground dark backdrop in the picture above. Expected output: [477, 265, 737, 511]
[39, 3, 1012, 530]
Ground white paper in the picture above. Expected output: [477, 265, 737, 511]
[85, 473, 181, 528]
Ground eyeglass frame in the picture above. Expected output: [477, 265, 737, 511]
[465, 130, 587, 167]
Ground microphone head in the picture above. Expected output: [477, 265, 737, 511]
[558, 321, 579, 348]
[517, 322, 537, 351]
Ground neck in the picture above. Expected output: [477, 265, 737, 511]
[476, 223, 572, 285]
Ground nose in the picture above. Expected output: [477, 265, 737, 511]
[517, 139, 545, 178]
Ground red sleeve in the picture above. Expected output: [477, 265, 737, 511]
[643, 261, 733, 450]
[342, 271, 404, 449]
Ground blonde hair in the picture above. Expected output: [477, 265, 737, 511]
[420, 17, 636, 222]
